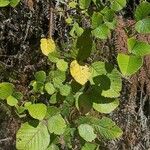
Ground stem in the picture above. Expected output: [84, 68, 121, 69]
[49, 6, 53, 38]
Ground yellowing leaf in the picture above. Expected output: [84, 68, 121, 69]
[40, 38, 56, 56]
[70, 60, 91, 85]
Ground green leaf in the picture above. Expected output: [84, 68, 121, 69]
[90, 62, 122, 98]
[35, 71, 46, 83]
[65, 93, 75, 105]
[45, 106, 60, 119]
[46, 144, 59, 150]
[90, 61, 106, 78]
[102, 69, 122, 98]
[16, 105, 26, 115]
[49, 93, 57, 104]
[89, 86, 119, 113]
[77, 116, 99, 125]
[102, 8, 116, 29]
[75, 24, 84, 37]
[48, 51, 60, 63]
[76, 92, 92, 114]
[92, 24, 110, 39]
[135, 2, 150, 21]
[128, 38, 150, 56]
[0, 82, 14, 100]
[52, 71, 66, 88]
[24, 102, 32, 108]
[104, 20, 116, 30]
[27, 104, 47, 120]
[62, 127, 75, 149]
[66, 17, 73, 24]
[102, 8, 115, 22]
[91, 12, 103, 29]
[93, 98, 119, 114]
[70, 23, 84, 37]
[16, 122, 50, 150]
[12, 92, 23, 100]
[45, 82, 55, 95]
[59, 84, 71, 96]
[78, 124, 96, 142]
[0, 0, 9, 7]
[32, 81, 44, 93]
[76, 29, 93, 61]
[10, 0, 20, 7]
[56, 59, 68, 71]
[47, 114, 66, 135]
[6, 95, 18, 106]
[94, 117, 123, 139]
[77, 116, 123, 139]
[61, 102, 70, 117]
[81, 143, 97, 150]
[69, 1, 77, 8]
[109, 0, 126, 11]
[135, 18, 150, 33]
[79, 0, 91, 9]
[117, 53, 143, 76]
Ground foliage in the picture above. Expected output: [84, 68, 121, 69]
[47, 114, 66, 135]
[134, 1, 150, 33]
[81, 142, 98, 150]
[117, 54, 143, 76]
[78, 124, 97, 142]
[0, 82, 14, 100]
[77, 116, 123, 139]
[0, 0, 150, 149]
[0, 0, 20, 7]
[27, 103, 47, 120]
[16, 122, 50, 150]
[117, 37, 150, 76]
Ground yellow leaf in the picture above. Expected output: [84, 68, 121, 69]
[70, 60, 91, 85]
[40, 38, 56, 56]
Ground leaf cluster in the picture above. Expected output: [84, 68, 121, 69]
[0, 0, 20, 7]
[0, 0, 150, 149]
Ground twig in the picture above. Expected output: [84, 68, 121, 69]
[23, 11, 32, 43]
[49, 4, 53, 38]
[0, 61, 13, 68]
[0, 137, 12, 143]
